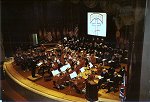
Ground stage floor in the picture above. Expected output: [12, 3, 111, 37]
[3, 59, 122, 102]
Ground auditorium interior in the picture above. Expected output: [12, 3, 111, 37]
[0, 0, 150, 102]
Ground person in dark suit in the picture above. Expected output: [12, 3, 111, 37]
[98, 68, 109, 89]
[101, 69, 109, 80]
[119, 66, 126, 77]
[119, 66, 127, 83]
[108, 66, 115, 78]
[106, 72, 120, 93]
[30, 59, 37, 78]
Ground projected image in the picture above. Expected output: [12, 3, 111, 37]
[88, 12, 107, 37]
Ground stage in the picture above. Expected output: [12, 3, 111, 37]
[3, 58, 120, 102]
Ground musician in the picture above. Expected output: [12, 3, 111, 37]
[119, 66, 127, 83]
[53, 71, 70, 90]
[79, 57, 86, 67]
[104, 52, 111, 61]
[47, 60, 53, 74]
[119, 66, 126, 77]
[108, 66, 115, 78]
[53, 74, 62, 89]
[96, 52, 103, 64]
[52, 60, 59, 70]
[26, 55, 32, 71]
[98, 68, 109, 89]
[106, 71, 120, 93]
[60, 52, 65, 65]
[101, 69, 109, 80]
[38, 60, 47, 76]
[40, 44, 46, 52]
[112, 55, 120, 68]
[84, 58, 89, 67]
[72, 76, 86, 94]
[14, 52, 20, 65]
[90, 54, 96, 64]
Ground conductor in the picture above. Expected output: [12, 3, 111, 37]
[31, 59, 37, 78]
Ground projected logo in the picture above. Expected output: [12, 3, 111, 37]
[88, 13, 107, 37]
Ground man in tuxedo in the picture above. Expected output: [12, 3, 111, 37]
[106, 72, 120, 93]
[119, 66, 127, 83]
[98, 68, 109, 89]
[30, 59, 37, 78]
[119, 66, 126, 77]
[108, 66, 115, 78]
[101, 69, 109, 80]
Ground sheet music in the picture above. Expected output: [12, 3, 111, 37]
[89, 62, 93, 68]
[70, 71, 77, 79]
[97, 75, 103, 79]
[37, 62, 43, 66]
[60, 65, 67, 72]
[52, 69, 60, 76]
[80, 67, 85, 73]
[60, 64, 71, 72]
[102, 59, 106, 61]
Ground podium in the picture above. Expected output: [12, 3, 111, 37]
[86, 80, 98, 101]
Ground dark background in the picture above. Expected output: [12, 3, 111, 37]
[2, 0, 129, 56]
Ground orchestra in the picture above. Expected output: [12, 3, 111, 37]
[14, 36, 127, 94]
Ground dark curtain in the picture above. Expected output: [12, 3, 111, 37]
[2, 0, 117, 56]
